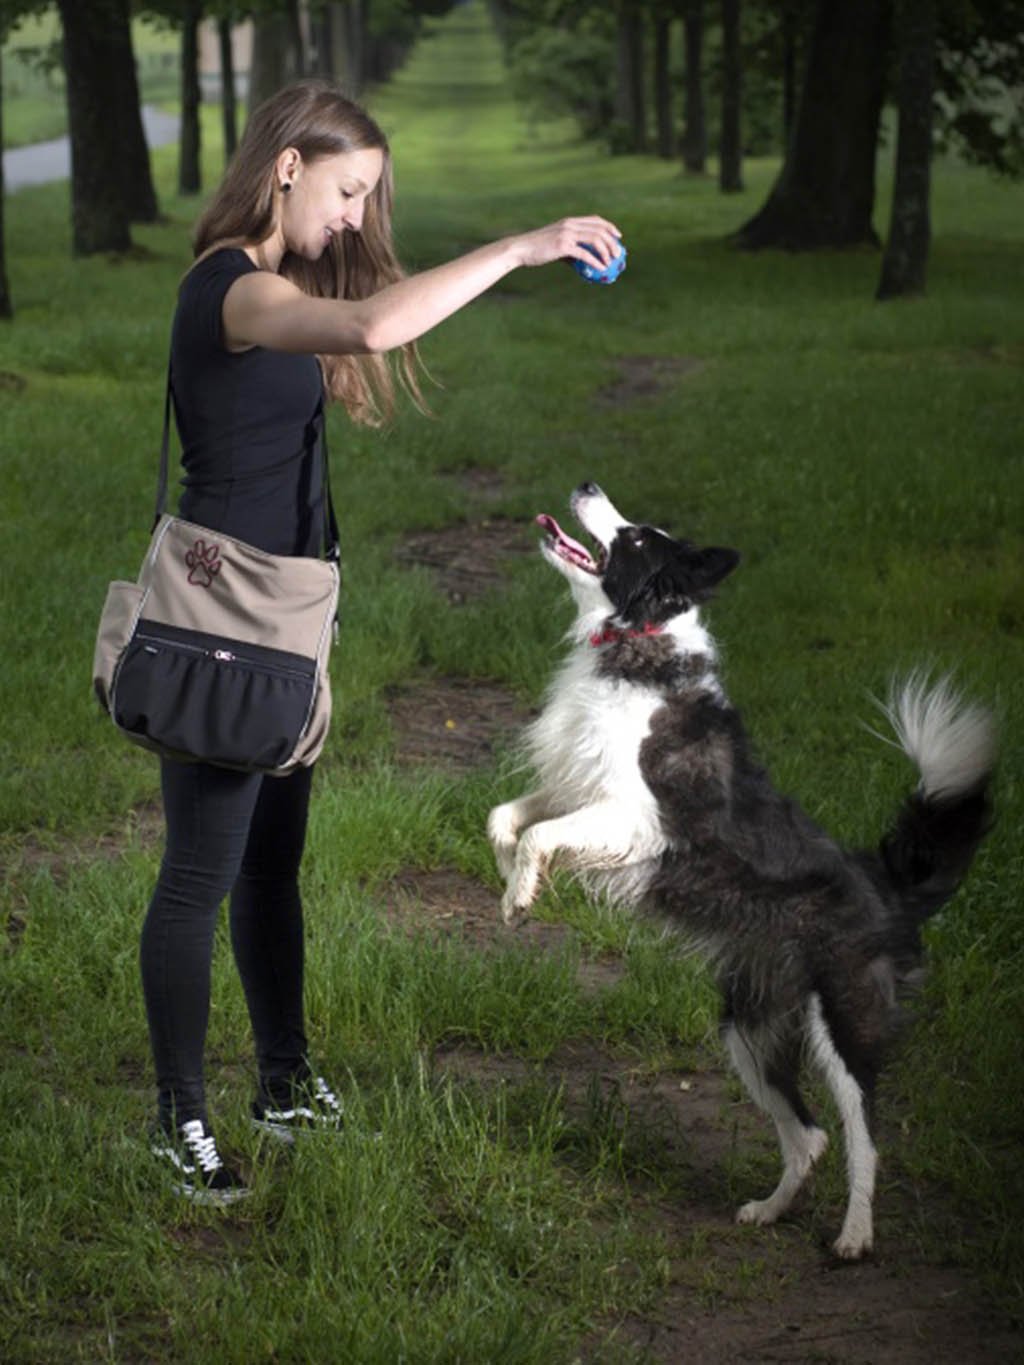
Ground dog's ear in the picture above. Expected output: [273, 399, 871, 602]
[685, 545, 740, 592]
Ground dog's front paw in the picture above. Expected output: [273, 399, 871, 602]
[735, 1199, 778, 1228]
[487, 805, 520, 882]
[500, 872, 539, 925]
[832, 1213, 873, 1261]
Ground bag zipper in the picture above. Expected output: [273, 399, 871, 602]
[134, 631, 312, 682]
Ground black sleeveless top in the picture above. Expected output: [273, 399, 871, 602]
[170, 248, 326, 557]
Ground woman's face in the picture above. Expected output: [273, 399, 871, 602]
[281, 146, 385, 259]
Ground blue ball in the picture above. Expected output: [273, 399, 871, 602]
[572, 241, 627, 284]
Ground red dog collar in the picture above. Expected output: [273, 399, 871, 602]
[589, 622, 665, 648]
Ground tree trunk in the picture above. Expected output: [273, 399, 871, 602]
[781, 2, 798, 147]
[109, 0, 158, 222]
[615, 2, 647, 153]
[328, 3, 352, 89]
[57, 0, 133, 255]
[877, 0, 935, 298]
[653, 15, 674, 158]
[719, 0, 743, 191]
[735, 0, 891, 250]
[0, 55, 12, 318]
[342, 1, 366, 96]
[681, 0, 706, 174]
[311, 4, 334, 77]
[179, 4, 202, 195]
[218, 18, 238, 163]
[248, 6, 306, 115]
[287, 0, 307, 77]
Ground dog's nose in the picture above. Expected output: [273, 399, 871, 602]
[577, 481, 602, 497]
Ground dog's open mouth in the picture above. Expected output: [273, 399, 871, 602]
[536, 514, 604, 574]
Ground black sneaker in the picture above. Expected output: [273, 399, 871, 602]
[151, 1118, 251, 1207]
[252, 1074, 344, 1144]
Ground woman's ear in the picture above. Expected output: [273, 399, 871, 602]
[275, 146, 302, 189]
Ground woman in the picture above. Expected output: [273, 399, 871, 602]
[144, 79, 621, 1204]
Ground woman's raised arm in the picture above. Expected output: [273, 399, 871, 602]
[222, 216, 621, 356]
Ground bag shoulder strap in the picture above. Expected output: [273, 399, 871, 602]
[154, 362, 340, 564]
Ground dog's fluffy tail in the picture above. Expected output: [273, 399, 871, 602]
[874, 673, 995, 926]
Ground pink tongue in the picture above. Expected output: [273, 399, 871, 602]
[536, 513, 590, 560]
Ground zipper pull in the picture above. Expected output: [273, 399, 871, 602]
[213, 649, 235, 662]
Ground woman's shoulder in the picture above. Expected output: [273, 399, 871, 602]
[175, 247, 259, 350]
[183, 245, 257, 290]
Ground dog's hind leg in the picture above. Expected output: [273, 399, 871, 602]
[806, 993, 878, 1260]
[725, 1021, 829, 1229]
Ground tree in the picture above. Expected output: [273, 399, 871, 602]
[0, 0, 53, 312]
[652, 6, 674, 158]
[218, 15, 239, 160]
[779, 0, 800, 145]
[58, 0, 157, 238]
[110, 4, 159, 220]
[614, 0, 647, 152]
[57, 0, 135, 254]
[877, 0, 935, 298]
[248, 0, 306, 113]
[179, 1, 202, 193]
[680, 0, 706, 174]
[0, 53, 11, 318]
[335, 0, 368, 95]
[719, 0, 743, 190]
[735, 0, 891, 249]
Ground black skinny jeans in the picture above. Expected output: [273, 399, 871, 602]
[140, 757, 315, 1130]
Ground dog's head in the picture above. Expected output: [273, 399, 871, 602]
[537, 482, 740, 630]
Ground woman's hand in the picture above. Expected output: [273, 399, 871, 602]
[511, 217, 623, 271]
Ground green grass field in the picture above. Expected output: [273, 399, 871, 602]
[1, 3, 1022, 1359]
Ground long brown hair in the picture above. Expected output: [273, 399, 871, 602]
[192, 79, 426, 425]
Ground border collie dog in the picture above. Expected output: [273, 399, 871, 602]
[488, 482, 994, 1260]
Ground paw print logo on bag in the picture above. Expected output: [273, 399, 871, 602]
[185, 539, 222, 588]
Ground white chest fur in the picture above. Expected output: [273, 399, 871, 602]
[526, 649, 665, 819]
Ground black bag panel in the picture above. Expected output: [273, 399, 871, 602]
[111, 620, 316, 771]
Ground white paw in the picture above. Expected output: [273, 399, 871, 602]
[832, 1225, 873, 1260]
[736, 1199, 778, 1227]
[500, 886, 531, 925]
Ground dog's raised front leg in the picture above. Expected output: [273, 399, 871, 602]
[500, 800, 643, 923]
[487, 789, 559, 882]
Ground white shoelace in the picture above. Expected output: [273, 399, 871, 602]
[180, 1119, 223, 1173]
[312, 1077, 342, 1113]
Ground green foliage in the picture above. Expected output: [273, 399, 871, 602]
[936, 0, 1024, 177]
[507, 17, 615, 141]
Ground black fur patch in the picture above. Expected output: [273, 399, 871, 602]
[600, 527, 739, 629]
[595, 635, 710, 689]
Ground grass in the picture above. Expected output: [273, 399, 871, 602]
[1, 1, 1023, 1357]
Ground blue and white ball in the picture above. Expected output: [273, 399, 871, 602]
[572, 242, 627, 285]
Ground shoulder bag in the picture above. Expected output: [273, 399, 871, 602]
[92, 370, 341, 775]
